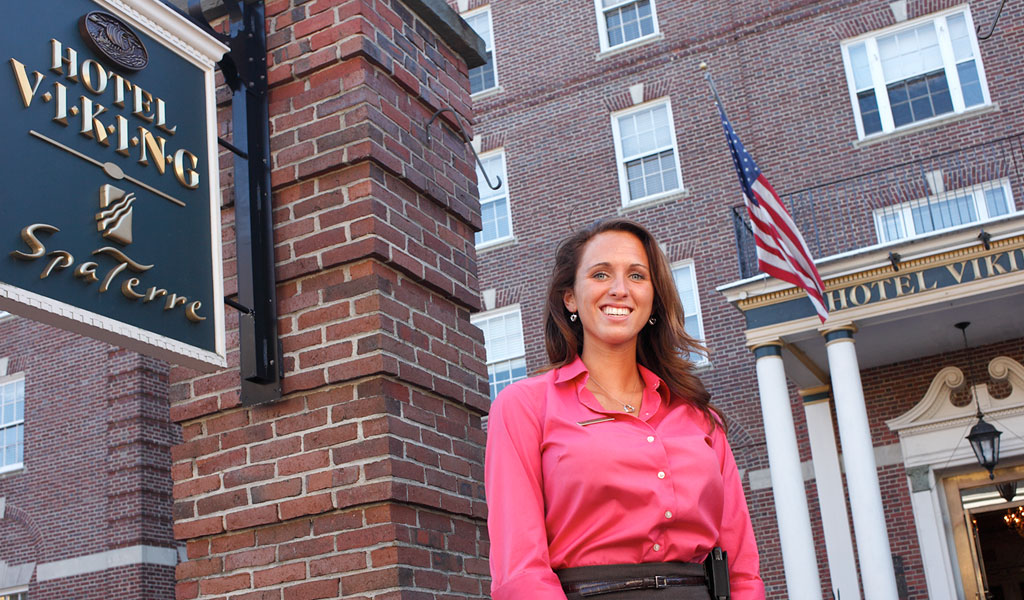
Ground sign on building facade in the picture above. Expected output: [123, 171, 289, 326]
[0, 0, 227, 369]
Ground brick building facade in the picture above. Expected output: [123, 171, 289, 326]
[457, 0, 1024, 598]
[0, 313, 179, 598]
[3, 0, 1024, 598]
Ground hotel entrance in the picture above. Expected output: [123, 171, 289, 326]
[946, 468, 1024, 599]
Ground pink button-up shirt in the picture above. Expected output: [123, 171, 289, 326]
[485, 357, 765, 599]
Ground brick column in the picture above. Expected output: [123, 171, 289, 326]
[170, 1, 488, 599]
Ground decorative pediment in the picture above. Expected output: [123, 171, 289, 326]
[887, 356, 1024, 434]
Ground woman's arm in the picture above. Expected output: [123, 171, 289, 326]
[713, 426, 766, 600]
[485, 383, 568, 600]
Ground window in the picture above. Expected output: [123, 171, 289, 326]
[0, 376, 24, 472]
[475, 150, 513, 247]
[0, 590, 26, 600]
[596, 0, 659, 51]
[671, 262, 706, 364]
[842, 8, 989, 139]
[611, 99, 683, 205]
[464, 7, 497, 95]
[873, 180, 1014, 243]
[471, 306, 527, 402]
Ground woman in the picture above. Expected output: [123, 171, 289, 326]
[485, 218, 764, 599]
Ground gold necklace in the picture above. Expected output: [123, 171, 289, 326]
[587, 375, 642, 413]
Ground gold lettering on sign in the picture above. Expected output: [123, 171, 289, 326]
[185, 301, 205, 322]
[849, 284, 871, 306]
[894, 275, 912, 296]
[9, 59, 44, 108]
[10, 224, 58, 260]
[10, 39, 200, 190]
[41, 250, 73, 279]
[137, 126, 166, 174]
[121, 277, 144, 299]
[79, 59, 107, 94]
[915, 271, 937, 291]
[946, 262, 967, 284]
[74, 261, 99, 283]
[7, 219, 202, 324]
[79, 96, 109, 145]
[50, 39, 78, 82]
[869, 279, 889, 301]
[825, 289, 848, 312]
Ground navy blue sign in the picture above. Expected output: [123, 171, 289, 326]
[0, 1, 226, 368]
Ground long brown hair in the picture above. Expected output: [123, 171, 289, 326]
[543, 218, 722, 429]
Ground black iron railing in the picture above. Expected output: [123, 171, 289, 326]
[732, 134, 1024, 279]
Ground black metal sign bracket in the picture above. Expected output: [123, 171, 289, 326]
[189, 0, 282, 405]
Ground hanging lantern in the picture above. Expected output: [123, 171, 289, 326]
[967, 415, 1002, 479]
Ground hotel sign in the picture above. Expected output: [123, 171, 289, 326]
[739, 239, 1024, 329]
[0, 1, 228, 370]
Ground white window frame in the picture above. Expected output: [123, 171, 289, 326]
[840, 6, 991, 140]
[872, 179, 1015, 243]
[610, 98, 684, 207]
[0, 587, 27, 600]
[463, 6, 498, 96]
[670, 261, 707, 365]
[594, 0, 660, 53]
[0, 374, 25, 474]
[475, 149, 514, 249]
[470, 305, 527, 402]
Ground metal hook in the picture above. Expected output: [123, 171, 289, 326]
[976, 0, 1007, 40]
[426, 107, 502, 190]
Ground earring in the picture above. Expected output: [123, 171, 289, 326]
[570, 313, 578, 322]
[648, 316, 657, 326]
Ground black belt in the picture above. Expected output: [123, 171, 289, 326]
[562, 574, 707, 597]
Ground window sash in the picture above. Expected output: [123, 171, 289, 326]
[472, 307, 526, 365]
[842, 9, 988, 138]
[465, 8, 497, 94]
[487, 357, 527, 402]
[671, 262, 706, 364]
[872, 180, 1014, 243]
[611, 100, 683, 205]
[595, 0, 659, 52]
[0, 378, 24, 472]
[475, 151, 513, 247]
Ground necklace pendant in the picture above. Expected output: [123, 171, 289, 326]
[622, 404, 635, 413]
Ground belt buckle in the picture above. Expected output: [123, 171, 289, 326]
[654, 575, 667, 589]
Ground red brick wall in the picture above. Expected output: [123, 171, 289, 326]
[0, 316, 178, 599]
[170, 1, 489, 598]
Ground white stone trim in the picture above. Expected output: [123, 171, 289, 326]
[887, 356, 1024, 600]
[0, 283, 224, 371]
[92, 0, 229, 69]
[36, 545, 177, 582]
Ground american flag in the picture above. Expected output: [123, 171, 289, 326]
[717, 104, 829, 322]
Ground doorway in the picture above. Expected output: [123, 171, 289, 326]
[944, 467, 1024, 599]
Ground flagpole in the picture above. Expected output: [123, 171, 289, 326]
[699, 61, 725, 109]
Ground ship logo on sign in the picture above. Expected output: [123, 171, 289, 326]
[96, 184, 134, 246]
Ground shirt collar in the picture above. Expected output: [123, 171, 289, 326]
[554, 355, 670, 403]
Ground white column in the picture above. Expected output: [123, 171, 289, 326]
[824, 327, 900, 600]
[905, 466, 957, 600]
[753, 343, 823, 600]
[801, 387, 861, 600]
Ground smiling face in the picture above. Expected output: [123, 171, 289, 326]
[562, 230, 655, 355]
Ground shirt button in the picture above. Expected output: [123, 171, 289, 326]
[653, 544, 661, 552]
[646, 436, 655, 443]
[657, 471, 665, 479]
[665, 511, 673, 519]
